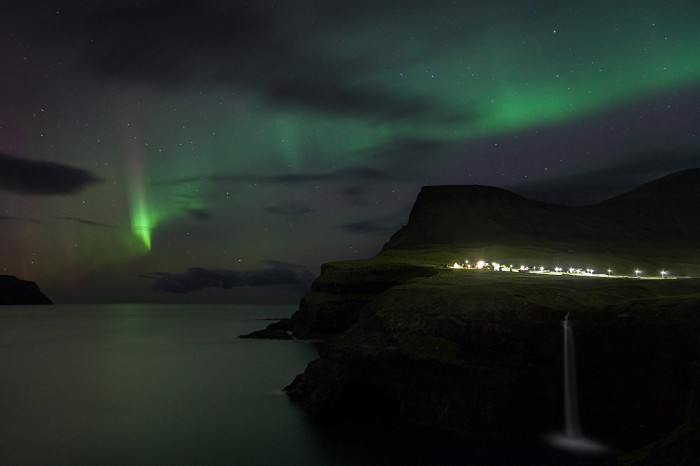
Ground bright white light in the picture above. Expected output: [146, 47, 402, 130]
[635, 269, 641, 277]
[539, 266, 545, 272]
[661, 270, 667, 277]
[607, 269, 612, 274]
[452, 262, 462, 269]
[476, 260, 485, 269]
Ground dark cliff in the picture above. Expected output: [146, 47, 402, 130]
[0, 275, 52, 304]
[287, 273, 700, 459]
[383, 168, 700, 251]
[381, 185, 635, 250]
[592, 168, 700, 238]
[280, 169, 700, 463]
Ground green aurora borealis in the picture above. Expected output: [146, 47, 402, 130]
[1, 0, 699, 302]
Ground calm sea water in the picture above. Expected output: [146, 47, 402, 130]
[0, 304, 612, 465]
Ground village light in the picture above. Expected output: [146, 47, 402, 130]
[661, 270, 667, 278]
[476, 260, 486, 269]
[635, 269, 641, 277]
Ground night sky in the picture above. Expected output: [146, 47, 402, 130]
[1, 0, 699, 303]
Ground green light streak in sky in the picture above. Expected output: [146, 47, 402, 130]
[126, 137, 154, 251]
[129, 180, 152, 250]
[131, 202, 152, 250]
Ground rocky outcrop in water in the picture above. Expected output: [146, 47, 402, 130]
[0, 275, 52, 305]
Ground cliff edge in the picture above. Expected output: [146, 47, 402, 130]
[258, 169, 700, 463]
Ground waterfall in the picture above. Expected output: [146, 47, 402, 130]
[546, 313, 609, 454]
[563, 313, 581, 438]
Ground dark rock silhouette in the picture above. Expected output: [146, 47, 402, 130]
[276, 168, 700, 464]
[592, 168, 700, 238]
[384, 168, 700, 251]
[0, 275, 52, 304]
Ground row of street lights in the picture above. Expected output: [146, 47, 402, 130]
[451, 261, 669, 278]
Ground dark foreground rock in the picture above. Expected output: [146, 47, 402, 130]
[0, 275, 52, 304]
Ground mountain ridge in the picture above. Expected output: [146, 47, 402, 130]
[383, 167, 699, 251]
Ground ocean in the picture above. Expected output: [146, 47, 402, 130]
[0, 304, 611, 465]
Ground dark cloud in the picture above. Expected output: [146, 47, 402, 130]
[264, 204, 315, 217]
[56, 216, 112, 227]
[340, 217, 401, 236]
[509, 151, 700, 205]
[183, 208, 213, 221]
[0, 152, 102, 196]
[151, 139, 444, 210]
[267, 166, 388, 184]
[264, 77, 433, 120]
[0, 215, 42, 224]
[340, 185, 368, 199]
[152, 174, 251, 187]
[57, 0, 459, 121]
[144, 261, 315, 294]
[362, 138, 458, 180]
[155, 166, 388, 188]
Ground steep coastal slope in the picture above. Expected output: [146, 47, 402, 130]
[279, 169, 700, 463]
[0, 275, 53, 305]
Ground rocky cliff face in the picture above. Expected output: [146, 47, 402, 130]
[0, 275, 52, 304]
[281, 169, 700, 463]
[287, 273, 700, 453]
[291, 260, 438, 335]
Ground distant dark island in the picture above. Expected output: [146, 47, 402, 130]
[247, 168, 700, 464]
[0, 275, 53, 305]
